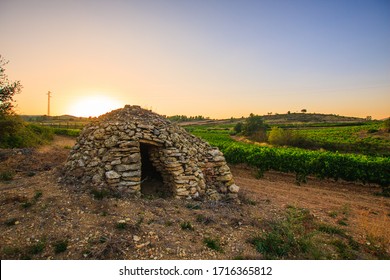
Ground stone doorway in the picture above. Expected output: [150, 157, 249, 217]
[139, 142, 168, 197]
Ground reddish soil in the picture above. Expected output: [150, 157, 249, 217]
[0, 136, 389, 260]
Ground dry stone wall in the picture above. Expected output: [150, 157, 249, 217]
[61, 105, 239, 200]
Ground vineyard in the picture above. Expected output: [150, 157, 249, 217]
[295, 123, 390, 156]
[17, 118, 390, 194]
[190, 126, 390, 194]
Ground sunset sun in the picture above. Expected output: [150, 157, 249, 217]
[68, 95, 123, 118]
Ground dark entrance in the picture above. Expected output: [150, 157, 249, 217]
[140, 143, 165, 196]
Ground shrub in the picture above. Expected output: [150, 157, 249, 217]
[115, 221, 127, 230]
[27, 241, 46, 255]
[233, 122, 243, 134]
[5, 218, 18, 226]
[268, 127, 307, 147]
[203, 237, 223, 252]
[0, 170, 15, 181]
[53, 240, 68, 254]
[250, 207, 315, 259]
[0, 117, 54, 148]
[383, 118, 390, 132]
[242, 114, 268, 141]
[180, 221, 194, 231]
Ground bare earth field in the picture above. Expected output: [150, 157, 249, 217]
[1, 136, 389, 260]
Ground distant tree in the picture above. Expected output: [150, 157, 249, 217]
[168, 115, 208, 122]
[383, 118, 390, 132]
[287, 111, 291, 114]
[268, 127, 287, 146]
[0, 55, 22, 116]
[242, 113, 268, 141]
[366, 116, 372, 121]
[234, 122, 243, 134]
[268, 126, 307, 147]
[301, 109, 307, 113]
[0, 56, 26, 147]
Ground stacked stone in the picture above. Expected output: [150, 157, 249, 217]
[62, 105, 239, 200]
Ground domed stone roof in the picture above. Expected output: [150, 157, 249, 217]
[62, 105, 239, 200]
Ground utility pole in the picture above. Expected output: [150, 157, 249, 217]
[47, 91, 52, 116]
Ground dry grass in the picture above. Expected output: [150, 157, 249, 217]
[356, 206, 390, 248]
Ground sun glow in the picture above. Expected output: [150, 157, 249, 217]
[68, 95, 123, 117]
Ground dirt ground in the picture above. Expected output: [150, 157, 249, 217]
[0, 136, 389, 260]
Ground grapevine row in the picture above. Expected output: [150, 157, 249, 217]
[194, 131, 390, 191]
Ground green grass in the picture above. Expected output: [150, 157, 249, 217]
[115, 221, 127, 230]
[4, 218, 18, 226]
[27, 241, 46, 255]
[52, 128, 80, 137]
[185, 203, 202, 210]
[0, 170, 15, 181]
[248, 206, 370, 260]
[196, 214, 214, 225]
[203, 237, 223, 252]
[180, 221, 194, 231]
[34, 190, 43, 200]
[90, 189, 110, 200]
[317, 224, 345, 235]
[53, 240, 68, 254]
[18, 191, 43, 209]
[1, 116, 81, 149]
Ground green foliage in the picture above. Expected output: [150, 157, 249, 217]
[242, 113, 268, 141]
[91, 189, 110, 200]
[168, 115, 207, 122]
[53, 240, 68, 254]
[249, 206, 365, 259]
[1, 56, 76, 147]
[268, 127, 306, 146]
[19, 190, 44, 209]
[0, 170, 15, 181]
[383, 118, 390, 132]
[317, 224, 345, 235]
[27, 241, 46, 255]
[196, 214, 214, 225]
[203, 237, 223, 252]
[292, 123, 389, 156]
[115, 221, 127, 230]
[180, 221, 194, 231]
[34, 190, 43, 200]
[192, 128, 390, 194]
[185, 203, 201, 210]
[0, 55, 22, 116]
[233, 122, 243, 134]
[250, 207, 318, 259]
[0, 117, 54, 148]
[5, 218, 18, 226]
[52, 128, 80, 137]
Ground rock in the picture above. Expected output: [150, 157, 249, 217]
[217, 174, 233, 182]
[228, 184, 240, 193]
[105, 170, 121, 179]
[122, 170, 141, 177]
[133, 235, 141, 242]
[213, 155, 225, 162]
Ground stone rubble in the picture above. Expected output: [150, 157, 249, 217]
[61, 105, 239, 200]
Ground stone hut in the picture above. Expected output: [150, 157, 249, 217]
[62, 105, 239, 200]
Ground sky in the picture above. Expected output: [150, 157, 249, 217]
[1, 0, 389, 119]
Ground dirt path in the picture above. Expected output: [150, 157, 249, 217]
[0, 137, 389, 259]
